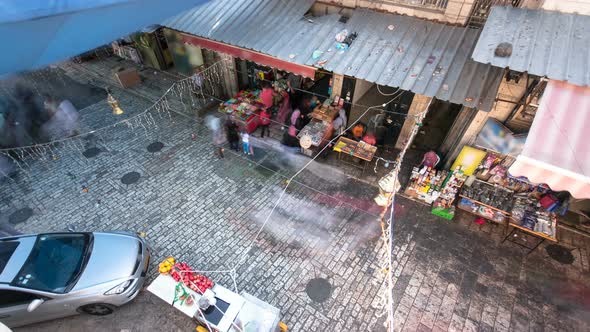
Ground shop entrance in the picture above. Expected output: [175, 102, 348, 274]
[348, 82, 415, 151]
[306, 71, 332, 101]
[412, 100, 462, 153]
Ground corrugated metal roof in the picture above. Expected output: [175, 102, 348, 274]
[472, 6, 590, 87]
[163, 0, 503, 111]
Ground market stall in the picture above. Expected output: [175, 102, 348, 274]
[298, 100, 341, 157]
[403, 165, 467, 219]
[452, 145, 563, 252]
[332, 137, 377, 173]
[219, 90, 266, 133]
[147, 257, 286, 332]
[457, 179, 513, 224]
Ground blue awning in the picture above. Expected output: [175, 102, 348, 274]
[0, 0, 210, 75]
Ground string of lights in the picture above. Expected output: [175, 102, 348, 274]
[0, 60, 225, 153]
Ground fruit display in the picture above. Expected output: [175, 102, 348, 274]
[158, 256, 175, 274]
[169, 261, 214, 294]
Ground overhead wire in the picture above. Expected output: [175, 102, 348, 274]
[382, 102, 430, 332]
[232, 89, 407, 274]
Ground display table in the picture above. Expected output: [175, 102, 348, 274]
[298, 119, 333, 157]
[457, 196, 510, 224]
[148, 275, 244, 332]
[333, 137, 376, 161]
[430, 168, 466, 220]
[458, 179, 513, 224]
[504, 194, 558, 253]
[299, 103, 341, 157]
[404, 167, 449, 204]
[148, 257, 285, 332]
[219, 90, 266, 133]
[310, 104, 339, 122]
[333, 137, 377, 173]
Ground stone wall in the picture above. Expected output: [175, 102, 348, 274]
[316, 0, 476, 25]
[542, 0, 590, 14]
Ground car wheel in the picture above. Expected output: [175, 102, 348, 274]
[78, 303, 115, 316]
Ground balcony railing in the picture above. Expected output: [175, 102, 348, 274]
[468, 0, 525, 27]
[377, 0, 449, 11]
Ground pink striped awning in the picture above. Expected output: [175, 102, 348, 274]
[509, 80, 590, 198]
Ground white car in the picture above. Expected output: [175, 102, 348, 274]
[0, 232, 150, 328]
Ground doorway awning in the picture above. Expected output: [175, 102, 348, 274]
[509, 80, 590, 198]
[180, 34, 316, 78]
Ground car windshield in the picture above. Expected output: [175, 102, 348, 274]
[12, 234, 91, 293]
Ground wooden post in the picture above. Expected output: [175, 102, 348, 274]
[331, 73, 344, 98]
[394, 94, 432, 150]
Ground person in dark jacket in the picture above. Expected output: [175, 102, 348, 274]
[225, 117, 240, 151]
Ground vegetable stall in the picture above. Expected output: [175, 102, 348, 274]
[147, 257, 287, 332]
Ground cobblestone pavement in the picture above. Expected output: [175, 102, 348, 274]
[2, 57, 590, 332]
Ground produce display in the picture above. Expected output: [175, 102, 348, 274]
[158, 256, 175, 274]
[159, 258, 214, 294]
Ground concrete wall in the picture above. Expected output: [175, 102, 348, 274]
[353, 78, 373, 103]
[541, 0, 590, 14]
[440, 73, 530, 167]
[395, 94, 432, 149]
[316, 0, 476, 25]
[493, 74, 529, 123]
[163, 28, 204, 75]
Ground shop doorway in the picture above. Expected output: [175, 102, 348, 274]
[412, 100, 462, 152]
[306, 71, 332, 100]
[348, 82, 415, 151]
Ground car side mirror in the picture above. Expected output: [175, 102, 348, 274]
[27, 299, 44, 312]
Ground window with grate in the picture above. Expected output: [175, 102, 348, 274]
[467, 0, 524, 27]
[375, 0, 449, 11]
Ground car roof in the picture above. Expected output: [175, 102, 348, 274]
[0, 236, 37, 284]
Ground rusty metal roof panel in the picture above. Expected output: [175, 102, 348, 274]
[163, 1, 502, 110]
[472, 6, 590, 87]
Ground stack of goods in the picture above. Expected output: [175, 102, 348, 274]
[457, 198, 508, 223]
[431, 167, 466, 219]
[511, 194, 557, 238]
[298, 120, 330, 147]
[220, 90, 264, 121]
[333, 138, 377, 160]
[333, 139, 354, 154]
[406, 166, 448, 204]
[461, 180, 514, 212]
[355, 141, 377, 160]
[475, 152, 519, 184]
[311, 103, 340, 123]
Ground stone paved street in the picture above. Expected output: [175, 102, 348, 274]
[2, 57, 590, 332]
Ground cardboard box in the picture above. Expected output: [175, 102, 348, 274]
[114, 67, 141, 88]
